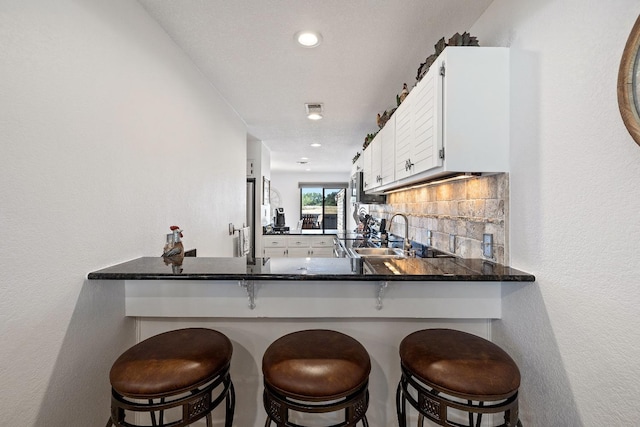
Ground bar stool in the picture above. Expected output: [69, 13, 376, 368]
[396, 329, 521, 427]
[106, 328, 235, 427]
[262, 329, 371, 426]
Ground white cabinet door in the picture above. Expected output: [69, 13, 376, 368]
[380, 116, 396, 186]
[287, 247, 311, 257]
[287, 236, 311, 249]
[287, 236, 311, 257]
[395, 66, 442, 179]
[438, 47, 509, 173]
[394, 95, 413, 180]
[309, 236, 334, 247]
[263, 247, 287, 257]
[263, 236, 288, 257]
[351, 154, 363, 177]
[368, 133, 383, 190]
[309, 236, 336, 258]
[410, 64, 442, 175]
[263, 236, 287, 248]
[362, 144, 374, 191]
[309, 247, 335, 258]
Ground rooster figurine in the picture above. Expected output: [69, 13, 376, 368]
[162, 226, 184, 259]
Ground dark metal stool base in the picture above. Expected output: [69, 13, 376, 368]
[264, 380, 369, 427]
[106, 368, 235, 427]
[396, 365, 521, 427]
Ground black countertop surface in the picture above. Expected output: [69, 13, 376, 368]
[88, 256, 535, 282]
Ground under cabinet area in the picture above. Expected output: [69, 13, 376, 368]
[262, 235, 336, 258]
[362, 47, 510, 193]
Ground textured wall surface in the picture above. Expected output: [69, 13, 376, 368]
[369, 173, 508, 264]
[0, 1, 246, 424]
[472, 0, 640, 425]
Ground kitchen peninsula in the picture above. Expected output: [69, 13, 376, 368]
[91, 236, 536, 425]
[89, 255, 533, 426]
[88, 256, 533, 318]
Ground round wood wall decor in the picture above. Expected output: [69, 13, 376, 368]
[618, 14, 640, 147]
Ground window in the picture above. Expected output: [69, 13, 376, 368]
[299, 183, 347, 233]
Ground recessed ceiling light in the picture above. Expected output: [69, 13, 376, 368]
[310, 143, 322, 148]
[295, 31, 322, 48]
[305, 103, 323, 120]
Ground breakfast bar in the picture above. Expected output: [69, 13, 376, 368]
[89, 256, 534, 426]
[88, 256, 534, 318]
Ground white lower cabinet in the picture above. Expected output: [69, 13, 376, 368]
[263, 246, 288, 257]
[262, 235, 336, 258]
[262, 236, 287, 257]
[308, 236, 335, 257]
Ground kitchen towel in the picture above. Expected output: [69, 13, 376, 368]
[238, 226, 251, 256]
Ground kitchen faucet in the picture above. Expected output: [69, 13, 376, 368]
[389, 213, 412, 252]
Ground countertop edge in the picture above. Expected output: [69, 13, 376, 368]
[87, 257, 535, 282]
[87, 273, 535, 282]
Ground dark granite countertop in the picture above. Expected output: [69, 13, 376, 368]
[88, 256, 535, 282]
[262, 232, 338, 236]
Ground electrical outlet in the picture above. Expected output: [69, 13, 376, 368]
[483, 233, 493, 258]
[449, 234, 456, 253]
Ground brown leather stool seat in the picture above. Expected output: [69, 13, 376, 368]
[262, 329, 371, 427]
[396, 329, 521, 427]
[106, 328, 235, 427]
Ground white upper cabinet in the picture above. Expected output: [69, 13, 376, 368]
[382, 47, 510, 191]
[438, 47, 509, 173]
[394, 67, 442, 181]
[364, 115, 396, 192]
[379, 116, 396, 186]
[362, 142, 374, 191]
[367, 130, 383, 190]
[394, 94, 412, 180]
[351, 151, 363, 177]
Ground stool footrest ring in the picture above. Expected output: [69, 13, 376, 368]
[264, 380, 369, 427]
[397, 365, 520, 427]
[109, 368, 234, 427]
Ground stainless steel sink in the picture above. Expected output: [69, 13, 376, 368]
[347, 247, 407, 258]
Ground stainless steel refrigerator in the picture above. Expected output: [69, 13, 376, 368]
[246, 178, 256, 258]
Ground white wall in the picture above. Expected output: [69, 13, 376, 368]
[270, 171, 351, 230]
[471, 1, 640, 424]
[0, 0, 246, 425]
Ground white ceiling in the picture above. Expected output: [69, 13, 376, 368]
[138, 0, 493, 173]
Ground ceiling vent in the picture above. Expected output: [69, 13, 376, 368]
[305, 103, 323, 120]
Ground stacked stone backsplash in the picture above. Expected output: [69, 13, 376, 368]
[368, 173, 509, 265]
